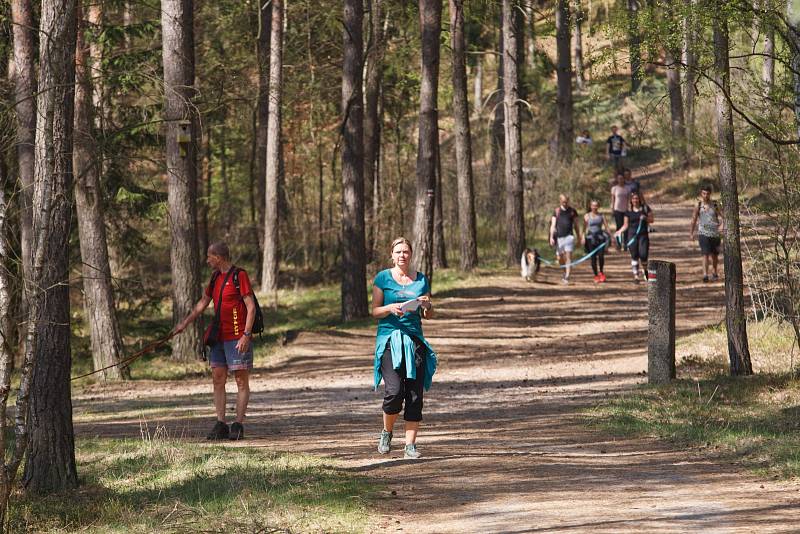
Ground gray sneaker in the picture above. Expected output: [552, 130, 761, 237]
[404, 444, 422, 459]
[377, 430, 392, 454]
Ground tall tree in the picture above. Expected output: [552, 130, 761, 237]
[555, 0, 574, 162]
[253, 0, 272, 279]
[683, 0, 697, 154]
[488, 12, 504, 222]
[341, 0, 368, 320]
[22, 0, 79, 493]
[790, 6, 800, 140]
[627, 0, 642, 93]
[433, 139, 447, 268]
[364, 0, 384, 256]
[712, 6, 753, 376]
[759, 0, 775, 91]
[261, 0, 283, 304]
[665, 3, 686, 167]
[11, 0, 36, 277]
[74, 2, 128, 381]
[503, 0, 525, 264]
[449, 0, 478, 271]
[573, 0, 586, 91]
[472, 56, 483, 115]
[412, 0, 442, 279]
[161, 0, 202, 361]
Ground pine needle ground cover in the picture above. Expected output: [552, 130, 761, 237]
[586, 320, 800, 480]
[9, 434, 374, 533]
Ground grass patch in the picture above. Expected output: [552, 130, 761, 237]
[586, 319, 800, 480]
[9, 431, 376, 533]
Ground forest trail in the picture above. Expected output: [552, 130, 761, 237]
[74, 192, 800, 533]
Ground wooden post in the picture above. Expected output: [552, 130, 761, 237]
[648, 260, 676, 384]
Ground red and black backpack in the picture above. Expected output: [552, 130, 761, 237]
[208, 267, 265, 336]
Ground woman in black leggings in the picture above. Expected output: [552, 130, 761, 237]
[582, 200, 610, 283]
[616, 191, 654, 283]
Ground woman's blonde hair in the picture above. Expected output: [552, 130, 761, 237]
[390, 237, 413, 254]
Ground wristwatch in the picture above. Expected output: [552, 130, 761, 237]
[243, 331, 252, 337]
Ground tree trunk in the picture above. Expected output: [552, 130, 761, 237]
[525, 1, 537, 75]
[261, 0, 283, 305]
[790, 18, 800, 140]
[472, 57, 483, 116]
[11, 0, 36, 278]
[87, 1, 104, 130]
[488, 16, 504, 223]
[556, 0, 574, 163]
[341, 0, 368, 320]
[123, 0, 133, 49]
[683, 0, 696, 154]
[74, 5, 128, 381]
[433, 138, 447, 268]
[503, 0, 525, 265]
[573, 0, 586, 91]
[22, 0, 79, 493]
[201, 128, 211, 255]
[161, 0, 202, 361]
[665, 37, 686, 167]
[412, 0, 442, 280]
[627, 0, 642, 93]
[761, 1, 774, 92]
[450, 0, 478, 271]
[712, 10, 753, 376]
[364, 0, 384, 258]
[253, 0, 271, 280]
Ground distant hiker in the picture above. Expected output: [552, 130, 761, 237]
[623, 168, 640, 195]
[521, 248, 541, 282]
[606, 126, 627, 171]
[583, 200, 611, 283]
[372, 237, 437, 459]
[689, 185, 724, 282]
[549, 194, 582, 285]
[576, 129, 593, 146]
[610, 172, 630, 250]
[174, 242, 256, 441]
[616, 192, 654, 283]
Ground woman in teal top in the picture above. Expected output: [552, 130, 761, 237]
[372, 237, 437, 460]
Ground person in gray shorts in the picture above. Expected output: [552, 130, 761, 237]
[689, 185, 724, 282]
[549, 194, 582, 285]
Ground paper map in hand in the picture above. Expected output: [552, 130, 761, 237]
[399, 298, 421, 313]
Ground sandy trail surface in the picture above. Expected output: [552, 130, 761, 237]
[75, 198, 800, 533]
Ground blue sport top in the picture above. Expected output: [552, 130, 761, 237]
[373, 269, 430, 338]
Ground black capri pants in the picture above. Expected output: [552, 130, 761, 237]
[381, 340, 425, 422]
[629, 234, 650, 262]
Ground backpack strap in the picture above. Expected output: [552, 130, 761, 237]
[207, 270, 220, 296]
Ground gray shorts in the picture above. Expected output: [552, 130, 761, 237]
[209, 340, 253, 371]
[557, 235, 575, 254]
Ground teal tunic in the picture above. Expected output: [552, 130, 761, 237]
[373, 269, 437, 391]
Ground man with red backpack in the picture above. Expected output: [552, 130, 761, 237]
[174, 242, 260, 440]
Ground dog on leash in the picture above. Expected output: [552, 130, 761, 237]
[521, 248, 541, 282]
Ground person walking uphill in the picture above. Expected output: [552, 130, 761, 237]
[372, 237, 437, 459]
[174, 242, 256, 441]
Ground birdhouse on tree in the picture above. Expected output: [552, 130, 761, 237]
[177, 119, 191, 157]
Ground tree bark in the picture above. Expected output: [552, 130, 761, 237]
[340, 0, 368, 320]
[503, 0, 526, 265]
[627, 0, 642, 93]
[74, 4, 128, 381]
[450, 0, 478, 271]
[760, 0, 774, 92]
[161, 0, 202, 361]
[683, 0, 696, 154]
[712, 10, 753, 376]
[87, 1, 104, 130]
[364, 0, 384, 257]
[488, 16, 504, 222]
[472, 56, 483, 116]
[664, 4, 686, 169]
[556, 0, 574, 163]
[573, 0, 586, 91]
[433, 138, 447, 268]
[253, 0, 271, 280]
[412, 0, 442, 280]
[790, 17, 800, 140]
[261, 0, 283, 305]
[22, 0, 79, 493]
[11, 0, 36, 278]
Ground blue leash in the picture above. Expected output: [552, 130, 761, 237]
[615, 218, 644, 248]
[538, 240, 608, 269]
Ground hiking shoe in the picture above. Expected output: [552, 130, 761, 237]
[229, 422, 244, 441]
[599, 273, 607, 283]
[378, 430, 392, 454]
[633, 276, 640, 284]
[703, 275, 710, 283]
[712, 273, 719, 282]
[561, 276, 569, 285]
[593, 275, 600, 284]
[404, 444, 422, 459]
[206, 420, 229, 440]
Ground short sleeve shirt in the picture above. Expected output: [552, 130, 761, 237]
[607, 134, 625, 155]
[205, 269, 253, 341]
[611, 185, 630, 212]
[373, 269, 430, 339]
[626, 205, 651, 234]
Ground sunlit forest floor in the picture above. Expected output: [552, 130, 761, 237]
[30, 168, 796, 533]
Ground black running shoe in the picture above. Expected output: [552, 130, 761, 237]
[229, 422, 244, 441]
[206, 420, 229, 440]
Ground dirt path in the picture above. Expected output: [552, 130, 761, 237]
[74, 197, 800, 533]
